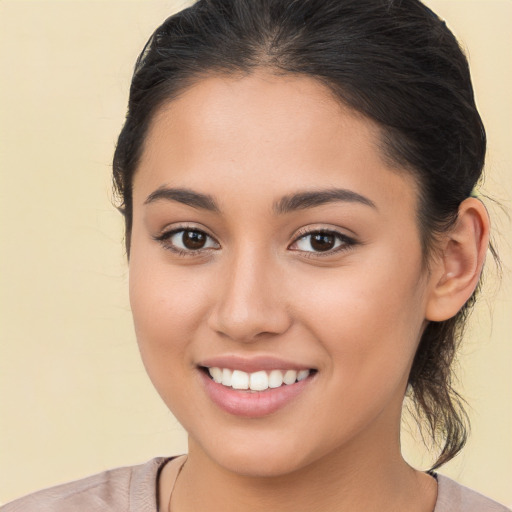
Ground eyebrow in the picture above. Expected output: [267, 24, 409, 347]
[273, 188, 376, 214]
[144, 187, 220, 213]
[144, 186, 376, 215]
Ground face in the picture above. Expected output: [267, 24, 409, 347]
[129, 72, 434, 477]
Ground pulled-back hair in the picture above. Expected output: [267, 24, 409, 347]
[113, 0, 487, 468]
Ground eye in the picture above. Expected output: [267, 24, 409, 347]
[155, 228, 220, 254]
[290, 230, 355, 254]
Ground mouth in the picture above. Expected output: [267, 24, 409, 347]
[202, 367, 315, 392]
[197, 356, 318, 417]
[199, 366, 317, 417]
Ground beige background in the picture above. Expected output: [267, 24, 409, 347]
[0, 0, 510, 506]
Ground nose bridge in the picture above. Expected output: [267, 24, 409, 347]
[208, 242, 291, 341]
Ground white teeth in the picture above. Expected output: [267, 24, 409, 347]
[221, 368, 233, 386]
[208, 367, 223, 383]
[231, 370, 249, 390]
[249, 371, 268, 391]
[297, 369, 310, 381]
[268, 369, 284, 388]
[207, 367, 312, 391]
[283, 369, 297, 385]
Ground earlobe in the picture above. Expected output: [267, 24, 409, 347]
[426, 198, 490, 322]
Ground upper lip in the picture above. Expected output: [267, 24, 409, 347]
[198, 355, 315, 374]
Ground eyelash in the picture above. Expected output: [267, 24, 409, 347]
[153, 226, 219, 257]
[290, 228, 357, 258]
[154, 226, 357, 258]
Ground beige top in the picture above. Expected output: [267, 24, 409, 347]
[1, 457, 510, 512]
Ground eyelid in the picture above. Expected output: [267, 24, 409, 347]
[293, 223, 357, 239]
[288, 226, 357, 256]
[153, 223, 221, 255]
[152, 223, 357, 257]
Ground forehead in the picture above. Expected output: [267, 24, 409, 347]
[146, 71, 375, 158]
[134, 71, 418, 215]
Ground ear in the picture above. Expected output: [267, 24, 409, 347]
[425, 198, 490, 322]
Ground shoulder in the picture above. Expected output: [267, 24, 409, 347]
[0, 457, 171, 512]
[435, 474, 511, 512]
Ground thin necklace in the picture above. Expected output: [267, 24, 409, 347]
[168, 457, 187, 512]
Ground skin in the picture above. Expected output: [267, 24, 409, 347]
[128, 71, 489, 512]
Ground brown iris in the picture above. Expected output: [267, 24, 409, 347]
[310, 233, 336, 252]
[182, 230, 207, 250]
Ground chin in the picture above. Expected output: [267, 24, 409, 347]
[215, 450, 309, 478]
[191, 430, 322, 478]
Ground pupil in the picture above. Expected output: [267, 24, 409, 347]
[183, 230, 206, 250]
[311, 233, 335, 251]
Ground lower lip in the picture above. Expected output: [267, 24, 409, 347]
[199, 370, 314, 418]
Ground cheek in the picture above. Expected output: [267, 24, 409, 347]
[290, 250, 427, 381]
[128, 248, 211, 367]
[128, 253, 218, 416]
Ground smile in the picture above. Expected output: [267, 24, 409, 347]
[207, 367, 311, 391]
[199, 362, 317, 417]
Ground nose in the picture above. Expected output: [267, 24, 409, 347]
[207, 249, 292, 342]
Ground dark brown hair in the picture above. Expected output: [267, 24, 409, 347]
[113, 0, 488, 468]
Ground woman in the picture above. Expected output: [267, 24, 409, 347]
[2, 0, 509, 510]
